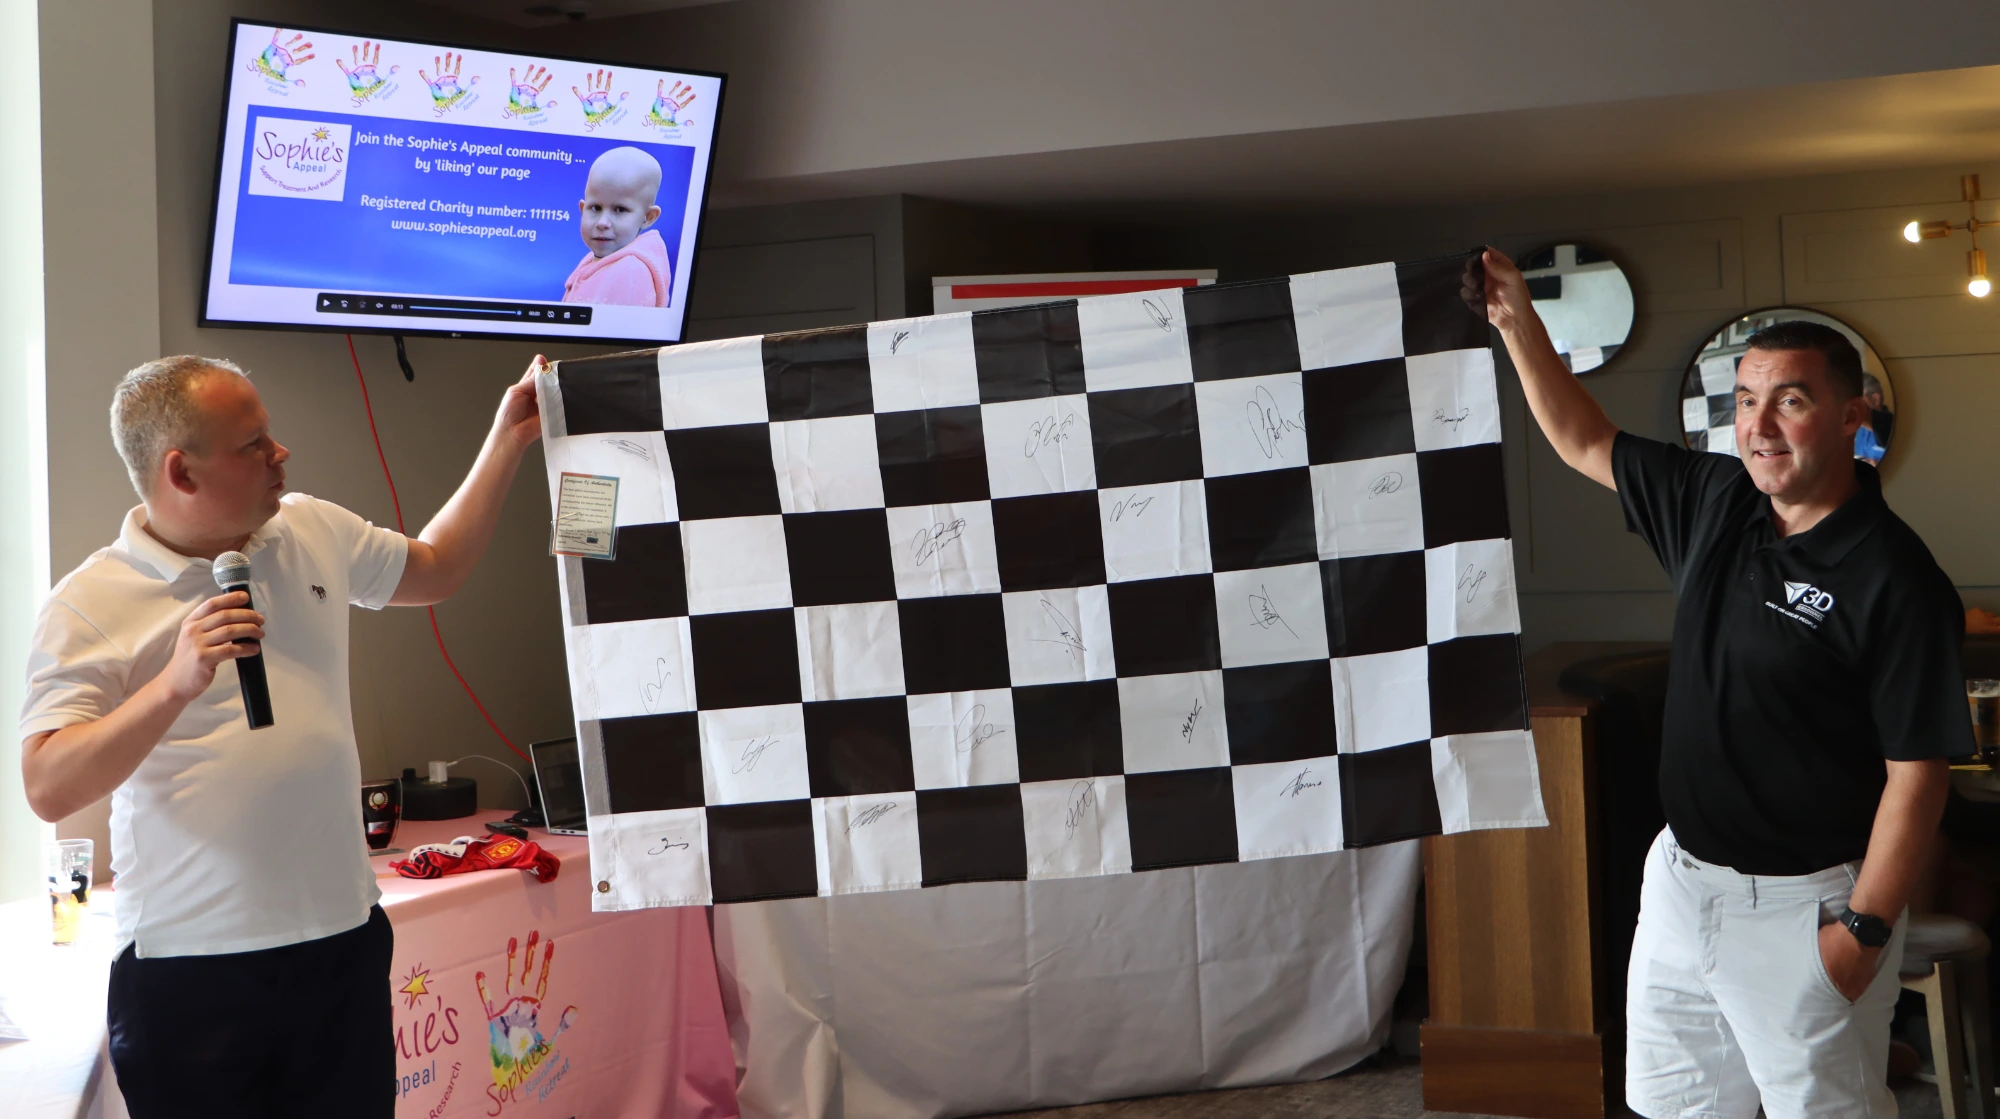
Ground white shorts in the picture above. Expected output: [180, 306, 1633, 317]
[1626, 829, 1907, 1119]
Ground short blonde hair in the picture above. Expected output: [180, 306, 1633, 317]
[110, 356, 249, 498]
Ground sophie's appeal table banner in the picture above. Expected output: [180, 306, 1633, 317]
[376, 813, 736, 1118]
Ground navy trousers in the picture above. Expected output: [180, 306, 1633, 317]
[107, 904, 394, 1118]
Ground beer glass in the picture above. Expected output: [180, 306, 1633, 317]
[46, 839, 92, 945]
[1969, 679, 2000, 764]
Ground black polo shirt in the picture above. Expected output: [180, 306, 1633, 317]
[1614, 432, 1972, 875]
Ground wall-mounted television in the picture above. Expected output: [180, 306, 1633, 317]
[201, 20, 724, 345]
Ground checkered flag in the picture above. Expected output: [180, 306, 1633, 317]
[539, 250, 1547, 909]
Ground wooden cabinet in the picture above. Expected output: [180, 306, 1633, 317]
[1420, 641, 1667, 1119]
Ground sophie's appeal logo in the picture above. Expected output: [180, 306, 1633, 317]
[420, 52, 480, 116]
[247, 118, 352, 201]
[336, 40, 400, 105]
[477, 929, 578, 1111]
[394, 962, 466, 1114]
[248, 28, 315, 89]
[643, 78, 699, 130]
[572, 69, 629, 130]
[503, 64, 558, 121]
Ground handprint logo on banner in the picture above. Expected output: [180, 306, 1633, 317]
[475, 929, 578, 1095]
[335, 41, 399, 104]
[419, 52, 479, 115]
[249, 28, 314, 86]
[572, 69, 628, 130]
[644, 78, 698, 129]
[504, 65, 556, 117]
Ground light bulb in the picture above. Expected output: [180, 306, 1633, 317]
[1971, 275, 1992, 298]
[1905, 221, 1923, 243]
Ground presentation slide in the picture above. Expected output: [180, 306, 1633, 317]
[202, 22, 723, 344]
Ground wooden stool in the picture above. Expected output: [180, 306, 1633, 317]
[1901, 914, 1995, 1119]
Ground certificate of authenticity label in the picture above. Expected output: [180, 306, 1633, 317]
[552, 472, 619, 559]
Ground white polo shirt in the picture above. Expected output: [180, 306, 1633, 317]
[20, 494, 408, 957]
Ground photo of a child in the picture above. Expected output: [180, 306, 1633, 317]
[562, 146, 673, 308]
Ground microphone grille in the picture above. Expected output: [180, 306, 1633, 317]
[212, 551, 252, 588]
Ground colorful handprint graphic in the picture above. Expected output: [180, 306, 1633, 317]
[419, 52, 478, 115]
[335, 40, 399, 104]
[249, 28, 314, 86]
[572, 69, 628, 130]
[505, 65, 556, 116]
[475, 930, 577, 1093]
[645, 78, 698, 129]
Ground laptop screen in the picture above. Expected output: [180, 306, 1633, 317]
[530, 738, 588, 831]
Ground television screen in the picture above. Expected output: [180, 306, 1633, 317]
[202, 20, 723, 345]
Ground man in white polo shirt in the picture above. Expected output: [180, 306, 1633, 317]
[19, 353, 543, 1117]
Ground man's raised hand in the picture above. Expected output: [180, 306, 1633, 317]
[493, 356, 545, 449]
[1475, 245, 1617, 487]
[1477, 248, 1538, 338]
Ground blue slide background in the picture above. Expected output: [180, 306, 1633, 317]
[227, 106, 696, 302]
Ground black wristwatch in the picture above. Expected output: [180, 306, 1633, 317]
[1839, 907, 1893, 948]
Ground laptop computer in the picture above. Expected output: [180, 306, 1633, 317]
[529, 737, 588, 835]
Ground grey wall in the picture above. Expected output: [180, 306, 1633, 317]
[901, 198, 1094, 315]
[679, 195, 1096, 336]
[686, 196, 907, 337]
[1094, 161, 2000, 648]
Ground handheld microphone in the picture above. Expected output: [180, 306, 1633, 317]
[211, 551, 274, 729]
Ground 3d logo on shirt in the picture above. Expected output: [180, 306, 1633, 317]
[1769, 580, 1837, 628]
[1785, 581, 1836, 612]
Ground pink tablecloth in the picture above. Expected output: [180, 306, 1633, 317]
[374, 813, 737, 1119]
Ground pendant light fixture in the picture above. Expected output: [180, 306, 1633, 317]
[1902, 174, 1993, 297]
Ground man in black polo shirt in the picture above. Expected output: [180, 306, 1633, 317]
[1476, 248, 1968, 1118]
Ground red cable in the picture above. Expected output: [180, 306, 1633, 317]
[347, 334, 405, 527]
[347, 334, 530, 763]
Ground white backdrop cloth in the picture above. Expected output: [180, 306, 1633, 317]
[710, 840, 1421, 1119]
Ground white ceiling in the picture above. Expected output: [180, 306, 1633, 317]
[513, 0, 2000, 213]
[709, 64, 2000, 215]
[435, 0, 2000, 214]
[411, 0, 732, 29]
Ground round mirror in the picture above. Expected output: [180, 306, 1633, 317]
[1520, 243, 1635, 374]
[1678, 307, 1896, 465]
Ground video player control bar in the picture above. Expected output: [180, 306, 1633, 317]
[316, 293, 591, 325]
